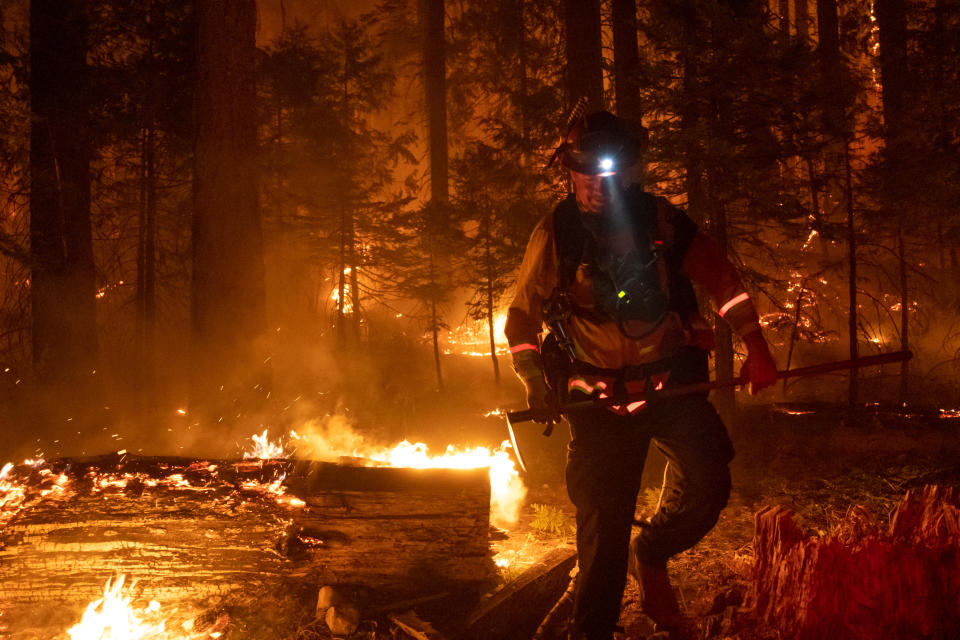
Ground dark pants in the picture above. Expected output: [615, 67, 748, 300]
[564, 395, 734, 638]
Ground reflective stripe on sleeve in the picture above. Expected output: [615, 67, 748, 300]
[625, 400, 647, 413]
[509, 343, 539, 354]
[718, 292, 751, 318]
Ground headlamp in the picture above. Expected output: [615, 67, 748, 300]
[598, 157, 615, 176]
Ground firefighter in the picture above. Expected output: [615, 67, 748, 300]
[505, 110, 777, 640]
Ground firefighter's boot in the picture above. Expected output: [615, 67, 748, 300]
[628, 536, 688, 636]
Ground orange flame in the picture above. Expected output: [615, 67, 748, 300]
[66, 575, 223, 639]
[250, 419, 528, 528]
[242, 429, 288, 459]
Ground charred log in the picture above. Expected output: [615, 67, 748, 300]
[0, 455, 493, 637]
[461, 546, 577, 640]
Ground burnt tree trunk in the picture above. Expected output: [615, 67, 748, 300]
[563, 0, 603, 111]
[751, 486, 960, 640]
[191, 0, 267, 415]
[420, 0, 449, 392]
[29, 0, 98, 389]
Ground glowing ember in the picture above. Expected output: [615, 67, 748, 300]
[0, 462, 28, 526]
[66, 575, 222, 640]
[239, 473, 306, 508]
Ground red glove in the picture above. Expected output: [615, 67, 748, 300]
[521, 375, 561, 424]
[741, 331, 777, 395]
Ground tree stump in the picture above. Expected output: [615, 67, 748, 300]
[751, 485, 960, 640]
[0, 455, 493, 637]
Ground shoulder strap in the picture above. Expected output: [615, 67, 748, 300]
[552, 195, 585, 292]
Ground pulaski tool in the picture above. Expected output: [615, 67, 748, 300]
[504, 350, 912, 472]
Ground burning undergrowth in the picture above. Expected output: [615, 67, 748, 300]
[0, 422, 529, 639]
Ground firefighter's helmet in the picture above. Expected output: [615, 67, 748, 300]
[556, 110, 646, 176]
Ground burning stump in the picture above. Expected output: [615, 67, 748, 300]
[751, 485, 960, 640]
[0, 455, 493, 636]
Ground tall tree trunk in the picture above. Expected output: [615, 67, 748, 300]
[502, 0, 530, 164]
[779, 0, 791, 42]
[679, 6, 705, 225]
[337, 205, 347, 344]
[875, 0, 910, 404]
[612, 0, 645, 185]
[29, 0, 98, 390]
[612, 0, 641, 122]
[817, 0, 857, 406]
[875, 0, 909, 144]
[816, 0, 845, 138]
[137, 4, 159, 410]
[191, 0, 267, 415]
[484, 226, 500, 384]
[350, 238, 361, 341]
[420, 0, 448, 205]
[563, 0, 603, 111]
[420, 0, 448, 391]
[712, 198, 736, 416]
[897, 223, 908, 403]
[844, 146, 859, 408]
[795, 0, 809, 42]
[429, 236, 444, 392]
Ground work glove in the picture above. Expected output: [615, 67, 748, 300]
[740, 330, 777, 395]
[522, 375, 561, 425]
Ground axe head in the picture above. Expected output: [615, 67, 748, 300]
[505, 412, 527, 473]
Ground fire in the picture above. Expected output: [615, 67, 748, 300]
[248, 423, 528, 528]
[365, 440, 526, 526]
[0, 462, 28, 527]
[445, 312, 510, 357]
[330, 267, 355, 315]
[242, 429, 289, 459]
[67, 575, 223, 640]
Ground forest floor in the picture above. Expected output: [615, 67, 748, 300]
[543, 403, 960, 640]
[210, 402, 960, 640]
[5, 344, 960, 639]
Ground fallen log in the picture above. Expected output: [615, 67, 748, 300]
[751, 485, 960, 640]
[0, 454, 493, 638]
[460, 545, 577, 640]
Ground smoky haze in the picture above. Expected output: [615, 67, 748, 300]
[1, 0, 959, 478]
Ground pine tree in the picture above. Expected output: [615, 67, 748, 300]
[29, 0, 99, 393]
[191, 0, 267, 416]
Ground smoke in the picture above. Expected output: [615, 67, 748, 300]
[288, 413, 368, 461]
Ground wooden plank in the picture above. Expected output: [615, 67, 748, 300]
[460, 546, 577, 640]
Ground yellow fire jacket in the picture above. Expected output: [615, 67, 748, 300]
[505, 191, 763, 412]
